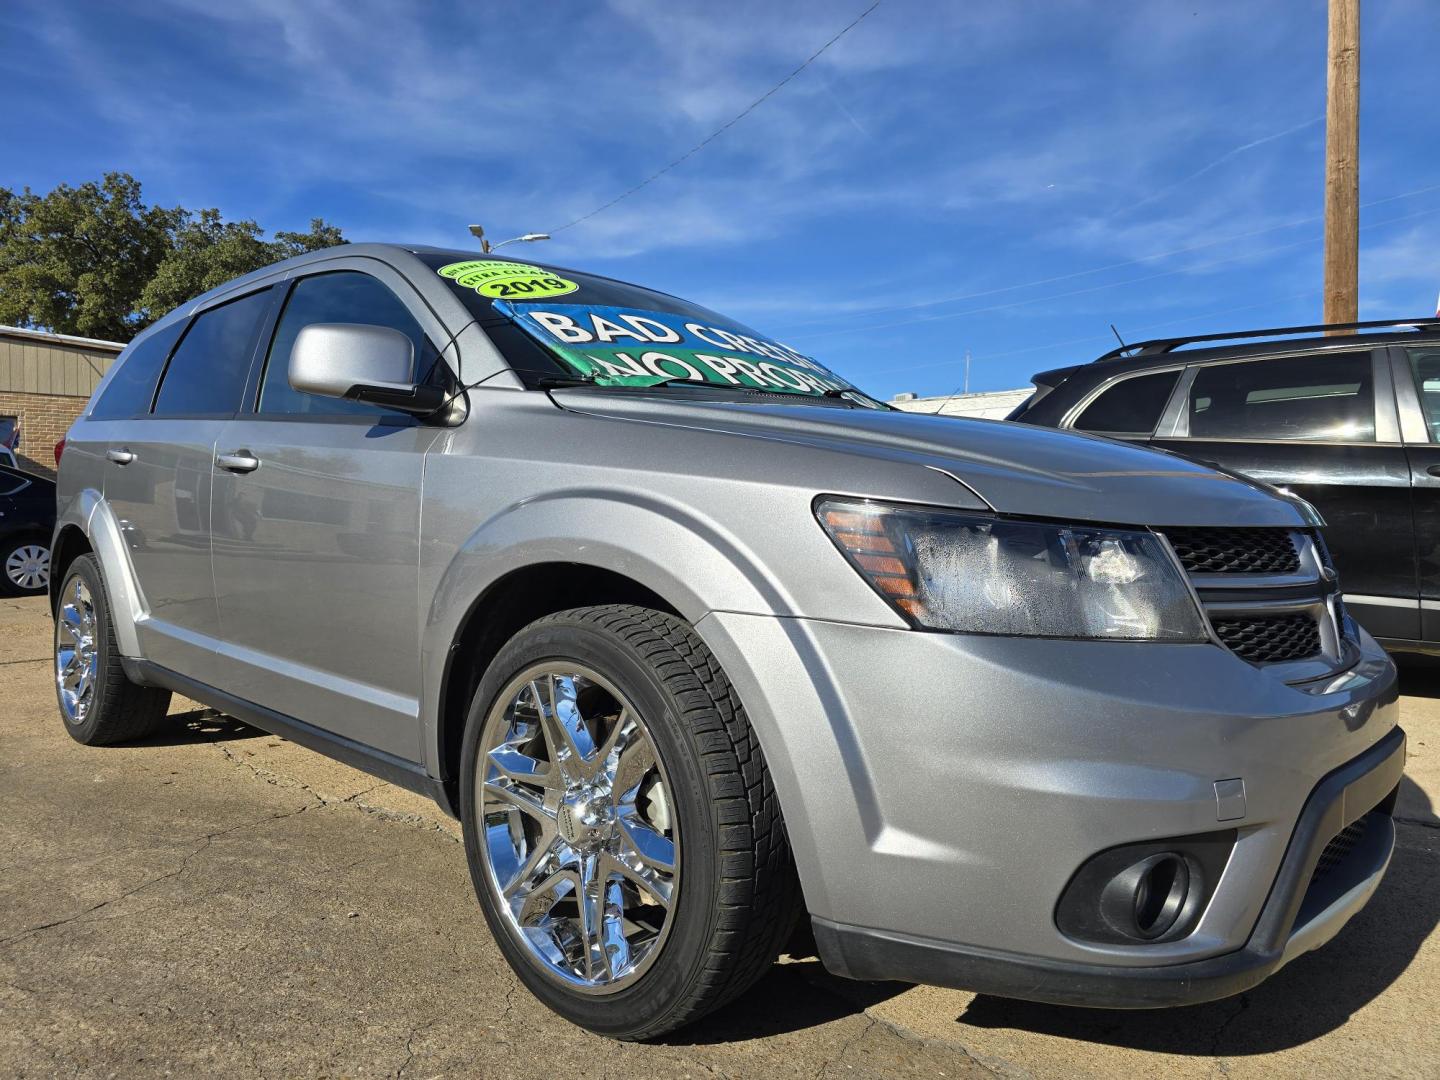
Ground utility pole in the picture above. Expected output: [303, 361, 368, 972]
[1323, 0, 1360, 331]
[963, 349, 971, 395]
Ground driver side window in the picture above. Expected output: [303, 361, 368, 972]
[257, 271, 437, 420]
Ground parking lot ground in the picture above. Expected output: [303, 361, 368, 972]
[2, 593, 1437, 1079]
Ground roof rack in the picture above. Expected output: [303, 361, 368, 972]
[1094, 317, 1440, 362]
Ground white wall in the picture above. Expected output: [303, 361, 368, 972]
[889, 388, 1031, 420]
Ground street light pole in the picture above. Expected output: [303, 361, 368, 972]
[468, 225, 550, 254]
[1323, 0, 1360, 332]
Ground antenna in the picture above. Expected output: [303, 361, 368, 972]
[1110, 323, 1128, 351]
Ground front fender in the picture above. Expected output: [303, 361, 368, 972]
[417, 484, 897, 780]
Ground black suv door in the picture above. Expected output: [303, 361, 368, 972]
[1148, 348, 1418, 642]
[1391, 342, 1440, 645]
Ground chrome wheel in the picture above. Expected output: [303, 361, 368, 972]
[476, 664, 679, 993]
[56, 575, 99, 723]
[6, 543, 49, 592]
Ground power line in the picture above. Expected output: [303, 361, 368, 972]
[548, 1, 883, 235]
[795, 201, 1440, 342]
[780, 180, 1440, 332]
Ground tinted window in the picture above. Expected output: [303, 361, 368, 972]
[0, 464, 28, 498]
[1406, 346, 1440, 441]
[257, 271, 433, 418]
[154, 290, 271, 416]
[91, 321, 185, 419]
[1187, 352, 1375, 442]
[1073, 369, 1180, 435]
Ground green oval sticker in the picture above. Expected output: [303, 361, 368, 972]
[436, 260, 578, 300]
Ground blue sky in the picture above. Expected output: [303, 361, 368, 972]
[4, 0, 1438, 398]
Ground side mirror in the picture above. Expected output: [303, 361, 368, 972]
[289, 323, 446, 416]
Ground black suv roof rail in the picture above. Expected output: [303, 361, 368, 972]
[1094, 317, 1440, 362]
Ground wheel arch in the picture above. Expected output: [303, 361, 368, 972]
[431, 560, 681, 813]
[48, 524, 93, 614]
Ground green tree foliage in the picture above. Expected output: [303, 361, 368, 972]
[0, 173, 345, 341]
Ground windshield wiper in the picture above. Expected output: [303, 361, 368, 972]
[650, 378, 868, 402]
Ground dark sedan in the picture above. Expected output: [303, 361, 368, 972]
[1, 463, 55, 596]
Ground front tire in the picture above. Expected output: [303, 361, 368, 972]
[460, 605, 800, 1040]
[54, 554, 172, 745]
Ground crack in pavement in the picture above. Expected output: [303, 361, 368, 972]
[1395, 815, 1440, 831]
[0, 803, 311, 948]
[206, 739, 461, 841]
[1209, 993, 1251, 1062]
[394, 1016, 438, 1079]
[814, 1015, 878, 1079]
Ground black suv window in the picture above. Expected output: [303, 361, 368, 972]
[1073, 369, 1180, 435]
[1406, 346, 1440, 441]
[91, 320, 185, 419]
[1187, 351, 1376, 442]
[153, 289, 272, 417]
[257, 271, 434, 419]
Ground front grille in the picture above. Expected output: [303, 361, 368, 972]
[1310, 815, 1369, 888]
[1163, 527, 1300, 575]
[1211, 613, 1322, 663]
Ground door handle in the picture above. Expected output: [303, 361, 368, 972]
[1427, 464, 1440, 478]
[216, 450, 260, 474]
[106, 448, 135, 465]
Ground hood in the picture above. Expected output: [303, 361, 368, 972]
[551, 392, 1314, 528]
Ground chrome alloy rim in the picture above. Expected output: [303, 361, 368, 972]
[476, 664, 679, 993]
[6, 543, 49, 591]
[55, 575, 98, 724]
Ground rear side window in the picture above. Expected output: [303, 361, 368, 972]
[0, 464, 29, 497]
[1073, 370, 1180, 435]
[257, 271, 434, 419]
[90, 321, 185, 419]
[1187, 352, 1376, 442]
[1406, 346, 1440, 441]
[153, 289, 272, 417]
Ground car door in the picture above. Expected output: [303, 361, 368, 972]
[209, 262, 451, 760]
[1149, 347, 1418, 643]
[102, 287, 276, 682]
[1390, 341, 1440, 646]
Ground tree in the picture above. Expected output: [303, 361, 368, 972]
[0, 173, 345, 341]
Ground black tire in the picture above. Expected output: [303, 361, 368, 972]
[460, 605, 801, 1040]
[0, 532, 50, 597]
[54, 554, 172, 745]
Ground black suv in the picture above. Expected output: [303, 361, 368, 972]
[1010, 318, 1440, 655]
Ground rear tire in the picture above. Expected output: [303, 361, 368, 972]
[54, 554, 172, 745]
[460, 604, 801, 1040]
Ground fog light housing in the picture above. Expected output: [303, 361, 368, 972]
[1056, 831, 1235, 946]
[1100, 852, 1191, 940]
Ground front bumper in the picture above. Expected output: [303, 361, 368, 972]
[813, 726, 1402, 1008]
[695, 612, 1402, 1002]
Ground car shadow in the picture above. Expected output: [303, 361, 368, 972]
[133, 708, 267, 746]
[658, 957, 908, 1045]
[1396, 653, 1440, 697]
[956, 780, 1438, 1056]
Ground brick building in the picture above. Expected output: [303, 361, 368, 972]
[0, 325, 124, 477]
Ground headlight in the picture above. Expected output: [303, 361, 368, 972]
[816, 498, 1209, 641]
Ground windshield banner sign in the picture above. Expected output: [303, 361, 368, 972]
[494, 302, 852, 394]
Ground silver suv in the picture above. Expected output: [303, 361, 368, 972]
[52, 245, 1404, 1039]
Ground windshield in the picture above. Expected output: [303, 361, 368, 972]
[417, 252, 874, 402]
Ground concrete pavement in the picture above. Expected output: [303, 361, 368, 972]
[2, 594, 1437, 1078]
